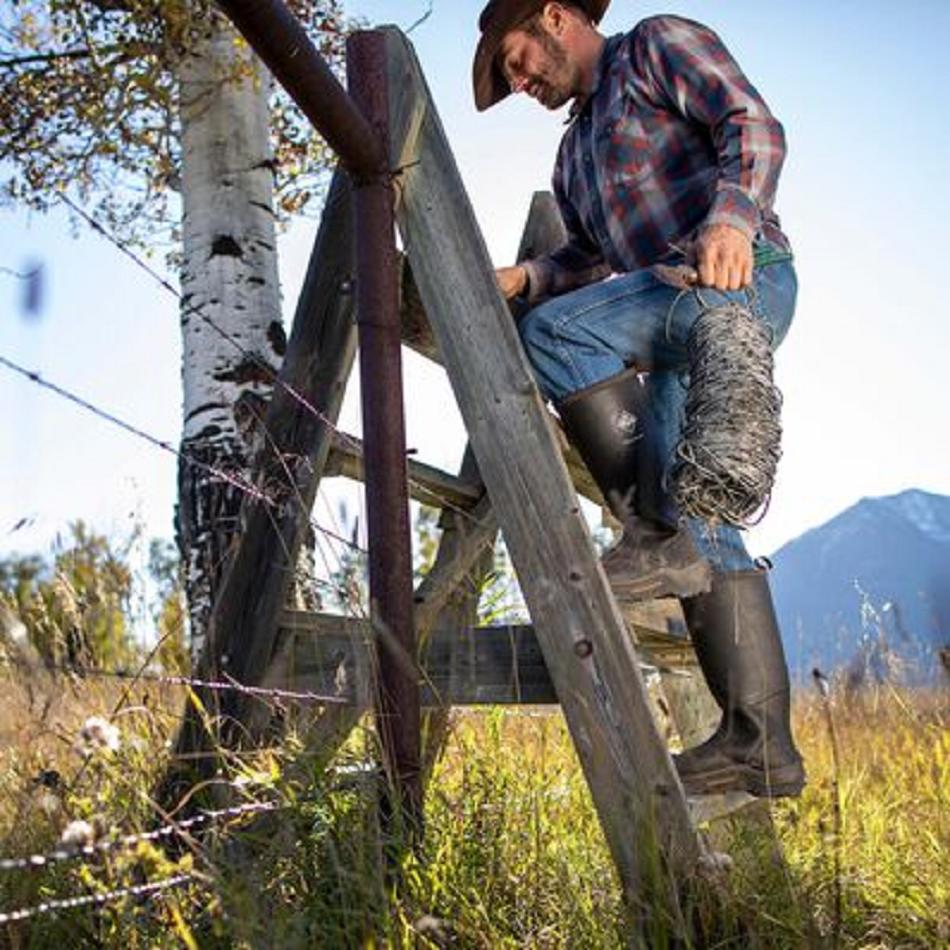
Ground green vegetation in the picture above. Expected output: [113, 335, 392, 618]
[0, 529, 946, 947]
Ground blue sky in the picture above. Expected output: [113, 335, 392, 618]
[1, 0, 948, 569]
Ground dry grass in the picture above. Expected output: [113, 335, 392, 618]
[0, 667, 946, 948]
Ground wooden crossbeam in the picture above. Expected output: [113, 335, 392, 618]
[277, 608, 753, 824]
[325, 430, 483, 511]
[277, 611, 698, 705]
[383, 26, 702, 892]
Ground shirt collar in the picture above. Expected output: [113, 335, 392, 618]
[567, 33, 623, 120]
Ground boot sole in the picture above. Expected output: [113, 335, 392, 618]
[610, 561, 713, 603]
[680, 760, 805, 799]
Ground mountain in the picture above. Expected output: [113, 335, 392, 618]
[769, 489, 950, 684]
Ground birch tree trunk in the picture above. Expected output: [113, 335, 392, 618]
[176, 12, 284, 662]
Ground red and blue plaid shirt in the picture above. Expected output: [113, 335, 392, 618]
[523, 16, 790, 302]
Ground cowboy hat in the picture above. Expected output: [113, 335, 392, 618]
[472, 0, 610, 111]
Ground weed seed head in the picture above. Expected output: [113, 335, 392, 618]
[77, 715, 121, 755]
[59, 819, 96, 851]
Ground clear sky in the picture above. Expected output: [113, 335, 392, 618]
[1, 0, 948, 570]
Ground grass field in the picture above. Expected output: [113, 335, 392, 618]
[0, 668, 946, 948]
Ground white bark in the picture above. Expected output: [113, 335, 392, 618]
[176, 13, 284, 662]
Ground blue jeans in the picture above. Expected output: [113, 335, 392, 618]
[518, 256, 798, 572]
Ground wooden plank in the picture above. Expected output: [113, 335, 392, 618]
[325, 430, 483, 511]
[279, 614, 663, 706]
[414, 493, 497, 634]
[282, 610, 698, 669]
[165, 169, 359, 787]
[399, 191, 567, 354]
[514, 190, 567, 261]
[400, 255, 438, 362]
[383, 29, 701, 891]
[622, 600, 721, 741]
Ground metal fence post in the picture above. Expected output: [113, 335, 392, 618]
[348, 29, 422, 842]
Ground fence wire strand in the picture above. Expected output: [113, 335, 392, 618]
[0, 873, 194, 925]
[0, 351, 367, 557]
[0, 352, 270, 503]
[3, 655, 352, 706]
[54, 191, 481, 530]
[0, 801, 280, 873]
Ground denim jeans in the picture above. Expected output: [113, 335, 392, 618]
[518, 255, 798, 572]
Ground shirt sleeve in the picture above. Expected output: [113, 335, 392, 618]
[632, 16, 786, 240]
[522, 154, 611, 304]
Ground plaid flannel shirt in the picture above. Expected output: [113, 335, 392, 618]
[523, 16, 790, 303]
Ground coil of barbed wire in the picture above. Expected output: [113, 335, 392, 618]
[671, 299, 783, 526]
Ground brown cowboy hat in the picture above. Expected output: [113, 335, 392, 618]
[472, 0, 610, 112]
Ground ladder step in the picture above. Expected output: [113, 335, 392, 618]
[325, 431, 483, 510]
[277, 610, 698, 706]
[687, 791, 760, 825]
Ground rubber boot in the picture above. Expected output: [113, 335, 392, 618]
[675, 569, 805, 797]
[558, 367, 711, 601]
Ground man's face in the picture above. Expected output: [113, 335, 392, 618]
[498, 24, 580, 110]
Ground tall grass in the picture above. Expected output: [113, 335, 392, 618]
[0, 663, 946, 948]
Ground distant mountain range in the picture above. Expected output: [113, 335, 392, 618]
[769, 489, 950, 684]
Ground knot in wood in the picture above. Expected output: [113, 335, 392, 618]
[573, 638, 593, 659]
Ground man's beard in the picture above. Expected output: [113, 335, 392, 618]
[532, 31, 576, 109]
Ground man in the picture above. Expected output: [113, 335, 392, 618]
[473, 0, 804, 798]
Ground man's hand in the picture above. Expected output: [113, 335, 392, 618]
[495, 265, 528, 300]
[695, 224, 753, 291]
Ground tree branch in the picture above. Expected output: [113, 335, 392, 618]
[0, 49, 97, 68]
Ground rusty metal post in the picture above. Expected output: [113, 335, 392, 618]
[213, 0, 421, 839]
[347, 31, 422, 840]
[216, 0, 385, 177]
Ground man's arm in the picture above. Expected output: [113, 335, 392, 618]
[497, 175, 610, 303]
[635, 16, 787, 291]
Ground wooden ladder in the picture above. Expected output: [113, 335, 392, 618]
[191, 25, 757, 909]
[264, 27, 756, 899]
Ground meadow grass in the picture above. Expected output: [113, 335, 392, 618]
[0, 668, 946, 948]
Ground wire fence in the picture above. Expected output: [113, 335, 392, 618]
[0, 350, 366, 558]
[3, 655, 351, 707]
[0, 800, 280, 873]
[0, 190, 495, 931]
[0, 873, 195, 925]
[53, 191, 481, 531]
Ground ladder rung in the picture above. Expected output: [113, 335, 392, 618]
[277, 611, 698, 706]
[326, 431, 483, 510]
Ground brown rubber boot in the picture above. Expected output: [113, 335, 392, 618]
[558, 368, 711, 602]
[675, 569, 805, 798]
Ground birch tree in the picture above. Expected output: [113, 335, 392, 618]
[1, 0, 347, 658]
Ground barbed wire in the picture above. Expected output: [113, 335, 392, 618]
[54, 192, 347, 451]
[0, 352, 270, 504]
[0, 350, 367, 557]
[404, 2, 434, 35]
[55, 191, 482, 530]
[0, 873, 194, 925]
[0, 264, 40, 280]
[0, 801, 280, 873]
[3, 655, 352, 706]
